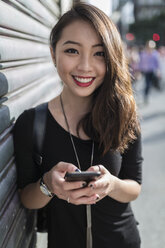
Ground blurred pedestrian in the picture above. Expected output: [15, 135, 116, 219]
[13, 3, 143, 248]
[158, 46, 165, 88]
[139, 41, 160, 103]
[127, 45, 141, 85]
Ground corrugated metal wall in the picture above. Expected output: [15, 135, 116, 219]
[0, 0, 62, 247]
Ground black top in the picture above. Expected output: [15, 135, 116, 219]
[13, 106, 143, 248]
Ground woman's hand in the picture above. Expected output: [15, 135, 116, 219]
[43, 162, 99, 205]
[20, 163, 140, 209]
[87, 165, 141, 203]
[86, 165, 115, 201]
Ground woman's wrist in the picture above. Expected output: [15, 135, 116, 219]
[107, 174, 117, 196]
[20, 180, 52, 209]
[108, 176, 141, 203]
[39, 174, 54, 198]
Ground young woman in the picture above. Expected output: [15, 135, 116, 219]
[14, 3, 143, 248]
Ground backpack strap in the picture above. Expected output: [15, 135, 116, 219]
[33, 102, 48, 167]
[32, 102, 49, 233]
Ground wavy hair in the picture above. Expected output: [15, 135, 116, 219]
[50, 2, 140, 154]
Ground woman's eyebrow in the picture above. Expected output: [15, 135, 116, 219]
[63, 40, 81, 46]
[63, 40, 103, 48]
[92, 44, 103, 48]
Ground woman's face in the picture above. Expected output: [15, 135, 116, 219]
[54, 20, 106, 98]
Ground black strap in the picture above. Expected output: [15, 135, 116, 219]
[33, 102, 49, 233]
[33, 102, 48, 166]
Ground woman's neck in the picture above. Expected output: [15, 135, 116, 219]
[49, 91, 92, 140]
[61, 91, 92, 118]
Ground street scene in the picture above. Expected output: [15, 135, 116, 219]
[132, 76, 165, 248]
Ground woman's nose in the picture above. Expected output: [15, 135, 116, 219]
[77, 55, 93, 72]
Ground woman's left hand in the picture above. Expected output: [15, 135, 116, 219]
[87, 165, 116, 201]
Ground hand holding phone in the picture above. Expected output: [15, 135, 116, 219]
[64, 171, 101, 183]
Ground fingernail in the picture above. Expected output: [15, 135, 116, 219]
[75, 168, 81, 172]
[82, 182, 87, 187]
[96, 194, 100, 200]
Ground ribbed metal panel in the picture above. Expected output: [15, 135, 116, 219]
[16, 0, 58, 26]
[0, 37, 50, 61]
[0, 62, 56, 96]
[39, 0, 60, 17]
[0, 188, 21, 247]
[0, 0, 62, 247]
[0, 134, 14, 173]
[0, 158, 16, 209]
[0, 1, 50, 38]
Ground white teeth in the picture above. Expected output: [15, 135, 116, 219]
[74, 76, 93, 83]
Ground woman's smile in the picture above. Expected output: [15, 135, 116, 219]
[72, 75, 95, 87]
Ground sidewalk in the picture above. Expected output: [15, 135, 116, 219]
[132, 78, 165, 248]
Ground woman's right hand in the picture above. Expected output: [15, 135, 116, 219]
[43, 162, 77, 199]
[43, 162, 99, 205]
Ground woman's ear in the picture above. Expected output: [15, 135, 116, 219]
[50, 46, 56, 66]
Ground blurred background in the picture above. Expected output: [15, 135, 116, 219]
[0, 0, 164, 248]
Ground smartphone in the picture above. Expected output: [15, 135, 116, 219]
[64, 171, 101, 183]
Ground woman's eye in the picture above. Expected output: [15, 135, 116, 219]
[95, 51, 105, 57]
[64, 48, 79, 54]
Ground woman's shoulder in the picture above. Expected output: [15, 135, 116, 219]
[14, 102, 49, 128]
[13, 108, 35, 146]
[13, 103, 49, 149]
[14, 107, 35, 129]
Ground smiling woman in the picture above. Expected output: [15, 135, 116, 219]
[13, 2, 143, 248]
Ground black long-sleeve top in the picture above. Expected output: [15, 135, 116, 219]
[13, 106, 143, 248]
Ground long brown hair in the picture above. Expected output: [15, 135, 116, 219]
[50, 3, 140, 154]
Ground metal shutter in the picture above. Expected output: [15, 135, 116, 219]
[0, 0, 62, 247]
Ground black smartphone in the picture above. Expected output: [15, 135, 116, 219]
[64, 171, 101, 183]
